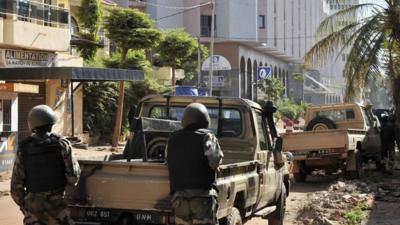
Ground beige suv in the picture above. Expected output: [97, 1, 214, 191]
[282, 103, 381, 181]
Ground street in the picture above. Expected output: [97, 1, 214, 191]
[2, 166, 400, 225]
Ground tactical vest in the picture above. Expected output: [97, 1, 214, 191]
[167, 128, 216, 193]
[20, 134, 67, 193]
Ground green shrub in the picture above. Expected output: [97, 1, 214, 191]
[344, 205, 366, 225]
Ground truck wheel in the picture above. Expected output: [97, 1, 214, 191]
[305, 117, 336, 131]
[293, 171, 306, 182]
[268, 186, 286, 225]
[227, 207, 242, 225]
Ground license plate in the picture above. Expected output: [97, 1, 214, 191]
[85, 209, 111, 219]
[134, 212, 165, 224]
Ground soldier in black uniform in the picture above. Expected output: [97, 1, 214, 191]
[11, 105, 80, 225]
[167, 103, 223, 225]
[380, 113, 396, 173]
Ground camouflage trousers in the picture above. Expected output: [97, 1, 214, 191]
[172, 196, 218, 225]
[22, 191, 73, 225]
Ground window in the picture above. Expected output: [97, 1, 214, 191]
[342, 54, 346, 61]
[316, 109, 356, 121]
[201, 15, 216, 37]
[149, 106, 242, 137]
[71, 17, 79, 36]
[258, 15, 265, 29]
[255, 112, 268, 150]
[0, 99, 12, 131]
[346, 110, 355, 120]
[0, 0, 69, 27]
[362, 108, 371, 127]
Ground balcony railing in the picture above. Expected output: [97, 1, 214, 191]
[0, 0, 69, 28]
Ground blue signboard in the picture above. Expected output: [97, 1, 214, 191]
[257, 66, 272, 80]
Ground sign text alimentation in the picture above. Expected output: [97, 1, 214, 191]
[0, 49, 54, 67]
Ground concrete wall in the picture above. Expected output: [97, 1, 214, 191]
[3, 17, 70, 52]
[45, 80, 83, 137]
[216, 0, 257, 40]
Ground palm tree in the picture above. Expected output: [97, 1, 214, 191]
[304, 1, 400, 125]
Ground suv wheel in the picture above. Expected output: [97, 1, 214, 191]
[226, 207, 242, 225]
[268, 186, 286, 225]
[305, 117, 336, 131]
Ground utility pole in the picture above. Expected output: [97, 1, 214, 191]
[197, 36, 201, 88]
[208, 0, 215, 96]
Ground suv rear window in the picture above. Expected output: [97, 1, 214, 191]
[315, 109, 355, 121]
[149, 106, 242, 137]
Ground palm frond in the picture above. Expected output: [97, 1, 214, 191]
[304, 22, 361, 66]
[317, 3, 383, 37]
[335, 13, 383, 61]
[343, 31, 385, 101]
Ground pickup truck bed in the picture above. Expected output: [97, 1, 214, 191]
[282, 129, 366, 156]
[66, 159, 260, 224]
[281, 129, 366, 181]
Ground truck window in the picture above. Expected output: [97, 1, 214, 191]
[346, 109, 355, 120]
[316, 110, 346, 121]
[362, 108, 371, 127]
[149, 106, 242, 137]
[255, 112, 268, 150]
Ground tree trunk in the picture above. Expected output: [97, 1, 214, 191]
[171, 66, 176, 87]
[112, 48, 128, 147]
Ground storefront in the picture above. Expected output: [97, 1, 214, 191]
[0, 83, 38, 172]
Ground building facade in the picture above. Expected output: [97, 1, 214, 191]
[0, 0, 84, 170]
[126, 0, 332, 102]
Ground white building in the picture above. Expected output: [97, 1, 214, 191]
[315, 0, 360, 104]
[128, 0, 351, 103]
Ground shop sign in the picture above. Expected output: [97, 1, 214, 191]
[202, 55, 232, 71]
[0, 49, 55, 68]
[0, 83, 39, 93]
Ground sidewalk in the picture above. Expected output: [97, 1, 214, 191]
[0, 179, 22, 225]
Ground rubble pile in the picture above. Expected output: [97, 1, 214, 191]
[297, 180, 375, 225]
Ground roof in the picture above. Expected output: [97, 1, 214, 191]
[308, 103, 364, 110]
[0, 67, 144, 81]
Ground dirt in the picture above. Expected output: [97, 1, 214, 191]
[0, 147, 399, 225]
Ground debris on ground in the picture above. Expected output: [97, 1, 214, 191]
[296, 176, 400, 225]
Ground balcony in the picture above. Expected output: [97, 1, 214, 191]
[0, 0, 70, 51]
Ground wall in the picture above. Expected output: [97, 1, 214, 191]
[3, 17, 70, 52]
[45, 80, 83, 137]
[216, 0, 257, 41]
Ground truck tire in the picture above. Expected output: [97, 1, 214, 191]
[346, 151, 363, 179]
[226, 207, 242, 225]
[268, 186, 286, 225]
[305, 117, 336, 131]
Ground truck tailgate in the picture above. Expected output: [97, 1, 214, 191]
[282, 129, 363, 151]
[66, 160, 172, 211]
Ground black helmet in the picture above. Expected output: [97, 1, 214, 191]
[27, 105, 58, 131]
[182, 103, 210, 129]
